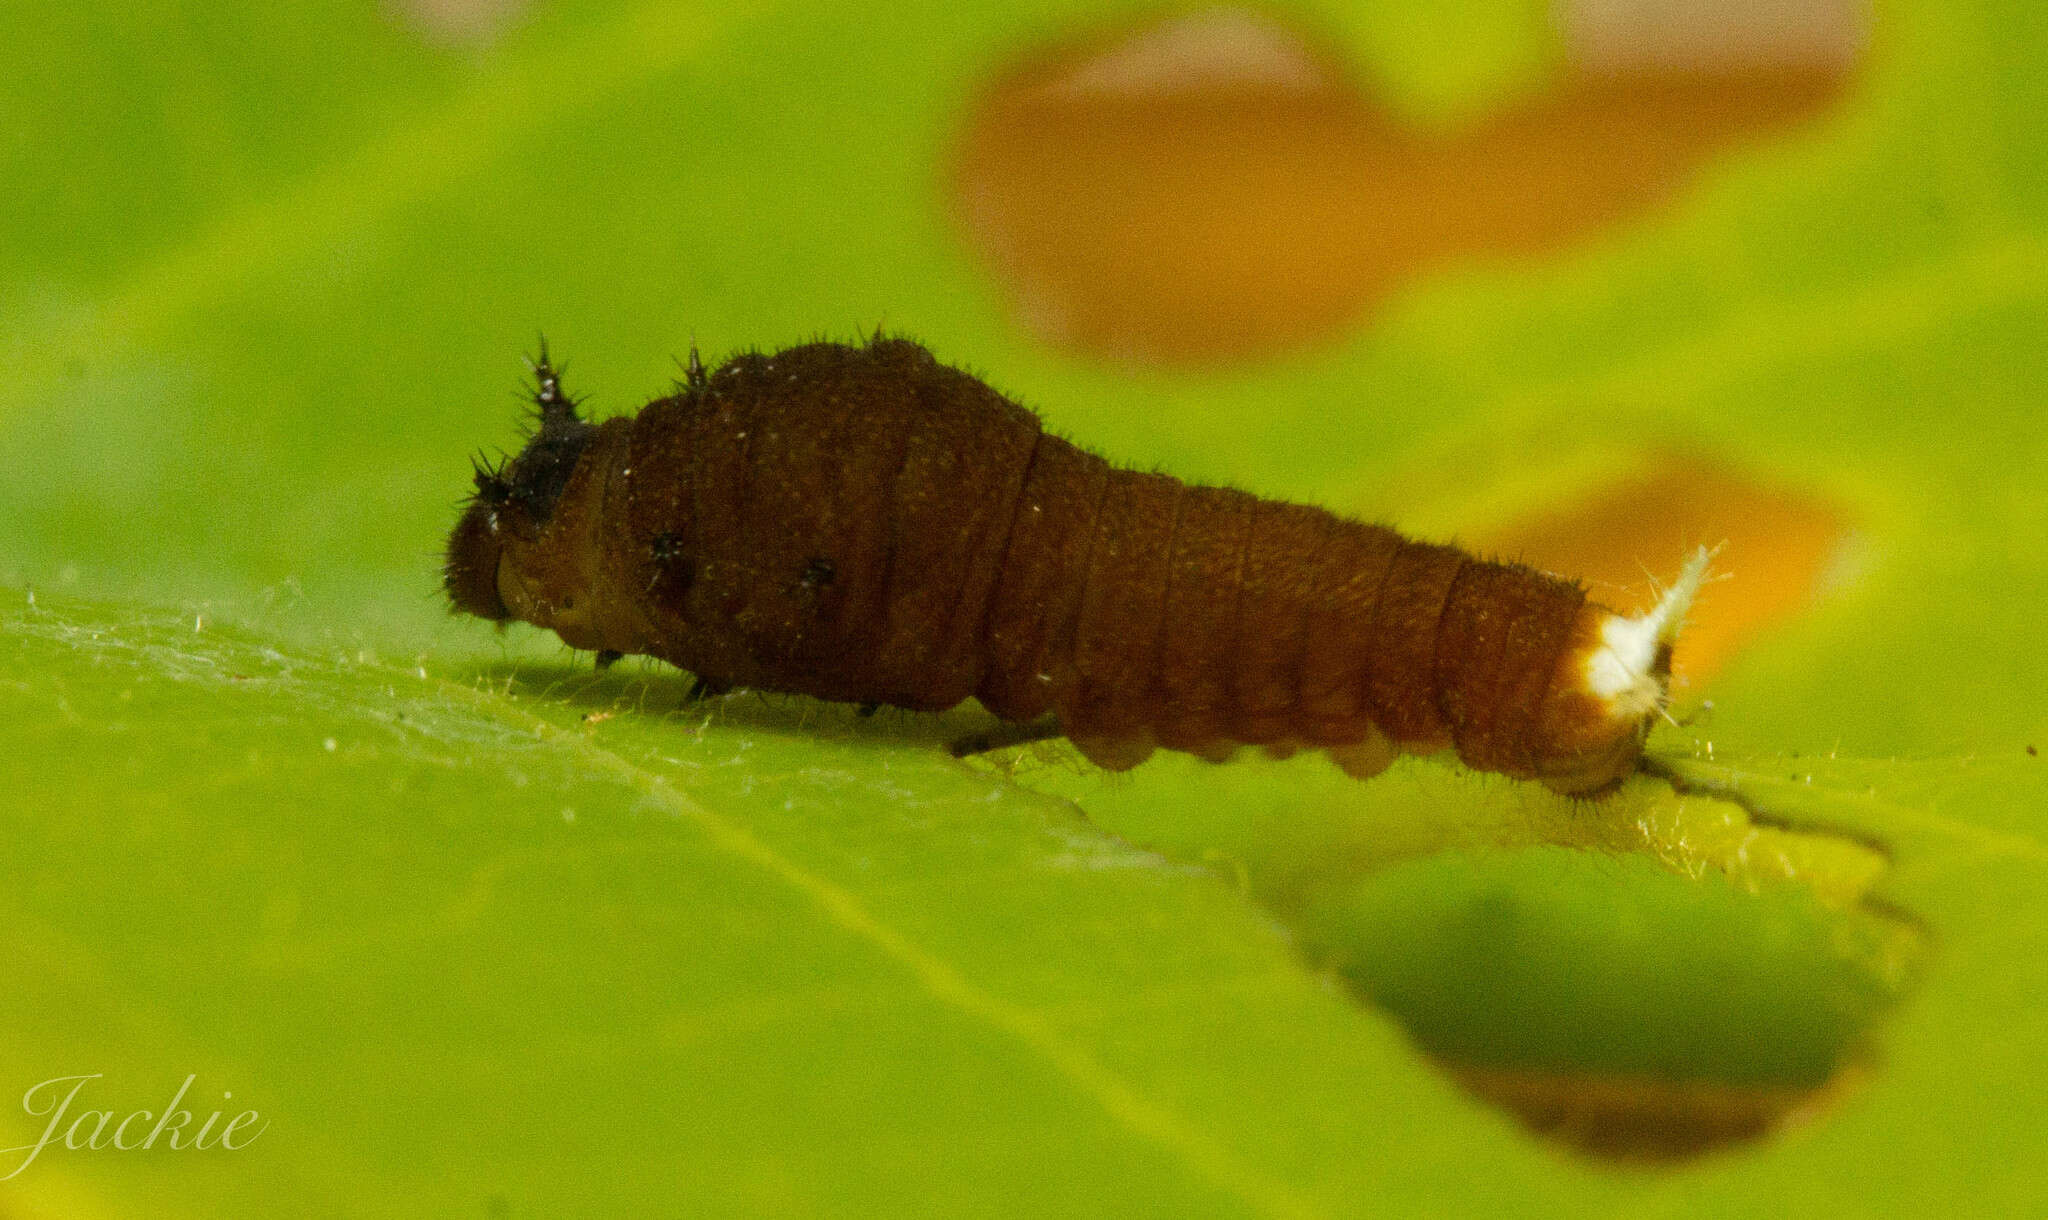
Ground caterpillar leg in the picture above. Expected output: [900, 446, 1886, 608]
[948, 714, 1063, 759]
[1067, 732, 1157, 771]
[684, 674, 733, 703]
[1326, 729, 1397, 780]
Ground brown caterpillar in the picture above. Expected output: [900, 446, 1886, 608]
[445, 336, 1706, 795]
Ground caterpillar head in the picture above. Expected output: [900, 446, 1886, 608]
[444, 346, 601, 628]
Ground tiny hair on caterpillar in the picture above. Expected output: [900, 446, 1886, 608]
[444, 334, 1709, 796]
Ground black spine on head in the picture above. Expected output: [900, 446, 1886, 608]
[470, 452, 512, 505]
[498, 340, 596, 524]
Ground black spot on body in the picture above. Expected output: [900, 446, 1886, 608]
[801, 558, 836, 590]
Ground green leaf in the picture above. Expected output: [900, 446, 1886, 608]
[6, 0, 2046, 1214]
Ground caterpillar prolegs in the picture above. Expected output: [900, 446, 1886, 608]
[444, 336, 1708, 795]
